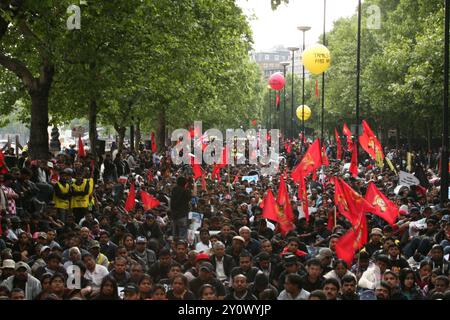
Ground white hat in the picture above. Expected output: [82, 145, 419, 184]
[1, 259, 15, 269]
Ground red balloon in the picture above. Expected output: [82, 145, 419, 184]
[268, 72, 285, 91]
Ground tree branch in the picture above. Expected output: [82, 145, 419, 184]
[17, 19, 50, 58]
[0, 52, 36, 91]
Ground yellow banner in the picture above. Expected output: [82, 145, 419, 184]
[386, 158, 397, 175]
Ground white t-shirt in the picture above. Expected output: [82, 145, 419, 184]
[84, 264, 109, 289]
[195, 241, 212, 253]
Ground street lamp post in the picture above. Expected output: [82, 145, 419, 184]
[298, 26, 311, 152]
[288, 47, 299, 140]
[355, 0, 362, 151]
[281, 61, 290, 140]
[321, 0, 327, 145]
[441, 0, 449, 206]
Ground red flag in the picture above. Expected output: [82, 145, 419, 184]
[124, 183, 136, 212]
[192, 163, 203, 180]
[147, 170, 154, 183]
[327, 210, 335, 231]
[232, 174, 239, 185]
[140, 191, 161, 210]
[211, 165, 221, 182]
[78, 136, 86, 158]
[276, 178, 295, 236]
[359, 120, 384, 161]
[291, 139, 322, 183]
[335, 214, 368, 265]
[349, 142, 358, 178]
[321, 146, 329, 166]
[335, 177, 375, 226]
[365, 182, 399, 225]
[201, 174, 207, 191]
[315, 79, 319, 98]
[151, 132, 157, 153]
[298, 171, 309, 222]
[0, 152, 8, 174]
[335, 128, 342, 160]
[343, 123, 353, 151]
[262, 189, 279, 222]
[251, 119, 257, 126]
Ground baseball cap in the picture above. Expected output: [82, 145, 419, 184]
[121, 284, 139, 294]
[370, 228, 383, 236]
[195, 252, 210, 262]
[40, 246, 51, 254]
[89, 240, 100, 249]
[15, 261, 31, 272]
[283, 254, 298, 266]
[38, 232, 48, 240]
[199, 262, 214, 273]
[1, 259, 15, 269]
[316, 248, 333, 259]
[136, 236, 147, 243]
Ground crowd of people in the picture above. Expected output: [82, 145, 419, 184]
[0, 137, 449, 301]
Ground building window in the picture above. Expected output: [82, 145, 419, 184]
[265, 54, 270, 61]
[274, 55, 279, 61]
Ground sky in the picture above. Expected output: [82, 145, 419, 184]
[236, 0, 359, 52]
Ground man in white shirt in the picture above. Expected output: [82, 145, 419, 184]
[82, 253, 109, 289]
[195, 228, 212, 253]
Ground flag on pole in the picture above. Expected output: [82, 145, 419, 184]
[124, 183, 136, 212]
[291, 139, 322, 183]
[140, 191, 161, 210]
[78, 136, 86, 158]
[262, 189, 279, 222]
[359, 120, 384, 162]
[349, 142, 358, 178]
[343, 123, 353, 150]
[151, 132, 157, 153]
[365, 182, 399, 225]
[335, 128, 342, 160]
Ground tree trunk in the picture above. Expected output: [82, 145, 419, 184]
[29, 92, 50, 160]
[156, 106, 166, 152]
[396, 125, 400, 150]
[89, 99, 97, 160]
[135, 121, 141, 151]
[115, 126, 126, 152]
[130, 122, 135, 152]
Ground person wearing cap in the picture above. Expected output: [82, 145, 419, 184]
[316, 248, 334, 274]
[31, 245, 51, 274]
[122, 283, 140, 300]
[53, 168, 72, 223]
[277, 254, 305, 290]
[363, 228, 384, 257]
[184, 252, 210, 282]
[189, 262, 226, 300]
[0, 259, 15, 281]
[130, 236, 156, 274]
[225, 235, 249, 266]
[239, 226, 261, 257]
[427, 244, 450, 276]
[1, 261, 41, 300]
[139, 211, 163, 245]
[358, 254, 389, 290]
[89, 240, 110, 268]
[34, 252, 67, 280]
